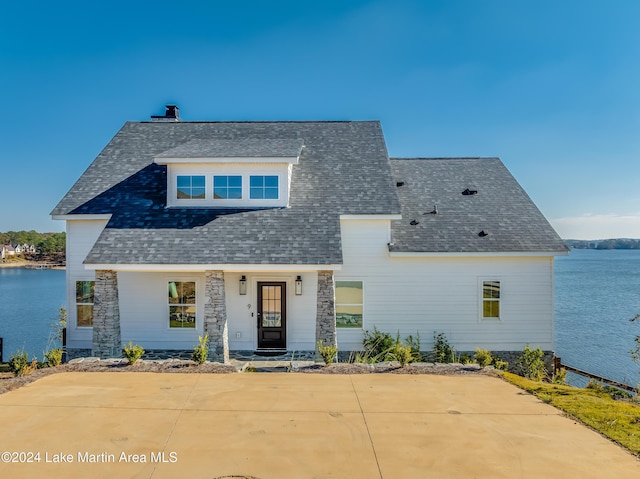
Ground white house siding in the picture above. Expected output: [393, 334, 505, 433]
[336, 219, 555, 352]
[66, 219, 108, 350]
[118, 272, 204, 349]
[113, 270, 318, 351]
[225, 271, 318, 351]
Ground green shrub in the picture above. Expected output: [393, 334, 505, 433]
[8, 350, 30, 376]
[122, 342, 145, 365]
[317, 340, 338, 366]
[405, 332, 423, 362]
[518, 344, 547, 381]
[552, 367, 567, 384]
[192, 335, 209, 364]
[474, 348, 493, 367]
[388, 342, 413, 367]
[459, 353, 474, 365]
[44, 348, 63, 367]
[362, 327, 395, 360]
[493, 358, 509, 371]
[433, 332, 455, 363]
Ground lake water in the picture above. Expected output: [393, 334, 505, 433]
[0, 252, 639, 388]
[0, 268, 66, 361]
[555, 249, 640, 388]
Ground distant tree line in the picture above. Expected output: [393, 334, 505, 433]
[0, 230, 66, 256]
[565, 238, 640, 250]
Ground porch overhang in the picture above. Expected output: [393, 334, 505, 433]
[82, 263, 343, 272]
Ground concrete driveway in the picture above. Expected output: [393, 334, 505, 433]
[0, 372, 638, 478]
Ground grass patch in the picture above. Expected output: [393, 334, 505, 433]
[501, 372, 640, 456]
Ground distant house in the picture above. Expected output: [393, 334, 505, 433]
[1, 244, 15, 259]
[52, 105, 568, 362]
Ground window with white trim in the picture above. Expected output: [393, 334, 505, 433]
[168, 281, 196, 328]
[76, 280, 95, 327]
[213, 175, 242, 199]
[177, 175, 205, 199]
[250, 175, 279, 199]
[336, 281, 363, 328]
[482, 280, 500, 319]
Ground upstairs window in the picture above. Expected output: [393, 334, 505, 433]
[76, 280, 95, 327]
[177, 175, 205, 199]
[214, 175, 242, 199]
[250, 175, 279, 199]
[482, 280, 500, 319]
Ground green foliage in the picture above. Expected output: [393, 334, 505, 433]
[493, 358, 509, 371]
[473, 348, 509, 370]
[552, 367, 567, 385]
[518, 344, 547, 381]
[586, 380, 632, 400]
[44, 348, 63, 367]
[8, 350, 30, 376]
[433, 332, 455, 363]
[122, 342, 145, 365]
[405, 332, 422, 362]
[0, 230, 66, 256]
[362, 327, 395, 360]
[474, 348, 493, 367]
[191, 335, 209, 364]
[388, 342, 413, 367]
[359, 329, 421, 365]
[317, 340, 338, 366]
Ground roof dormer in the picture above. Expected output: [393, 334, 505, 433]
[154, 138, 304, 208]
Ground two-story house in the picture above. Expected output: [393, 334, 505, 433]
[52, 105, 568, 362]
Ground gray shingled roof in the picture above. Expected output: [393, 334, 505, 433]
[52, 121, 401, 265]
[389, 158, 568, 253]
[155, 138, 304, 159]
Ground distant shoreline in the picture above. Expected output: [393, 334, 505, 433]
[0, 261, 65, 270]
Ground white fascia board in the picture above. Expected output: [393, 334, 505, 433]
[154, 156, 299, 165]
[340, 214, 402, 220]
[388, 250, 569, 258]
[83, 263, 343, 272]
[52, 214, 112, 221]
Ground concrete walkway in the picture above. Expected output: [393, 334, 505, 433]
[0, 372, 638, 478]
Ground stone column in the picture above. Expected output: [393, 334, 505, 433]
[92, 270, 121, 358]
[316, 270, 337, 350]
[204, 270, 229, 363]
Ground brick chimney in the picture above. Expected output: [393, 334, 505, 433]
[151, 104, 180, 122]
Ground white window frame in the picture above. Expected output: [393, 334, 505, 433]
[479, 278, 502, 322]
[168, 280, 198, 331]
[335, 279, 364, 329]
[75, 279, 95, 328]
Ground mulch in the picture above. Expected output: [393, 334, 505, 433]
[0, 360, 498, 396]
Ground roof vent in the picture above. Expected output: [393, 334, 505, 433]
[396, 181, 405, 187]
[462, 188, 478, 196]
[428, 204, 438, 215]
[478, 230, 489, 237]
[410, 219, 419, 226]
[151, 104, 180, 122]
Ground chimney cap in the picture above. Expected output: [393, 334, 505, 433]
[151, 104, 180, 122]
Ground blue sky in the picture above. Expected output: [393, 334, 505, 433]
[1, 0, 638, 239]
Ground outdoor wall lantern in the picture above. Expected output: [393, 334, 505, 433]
[239, 275, 247, 295]
[295, 275, 303, 295]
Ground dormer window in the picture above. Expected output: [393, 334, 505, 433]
[250, 175, 279, 199]
[214, 175, 242, 199]
[155, 137, 303, 208]
[177, 175, 205, 199]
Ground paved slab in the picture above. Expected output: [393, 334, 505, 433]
[0, 372, 638, 478]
